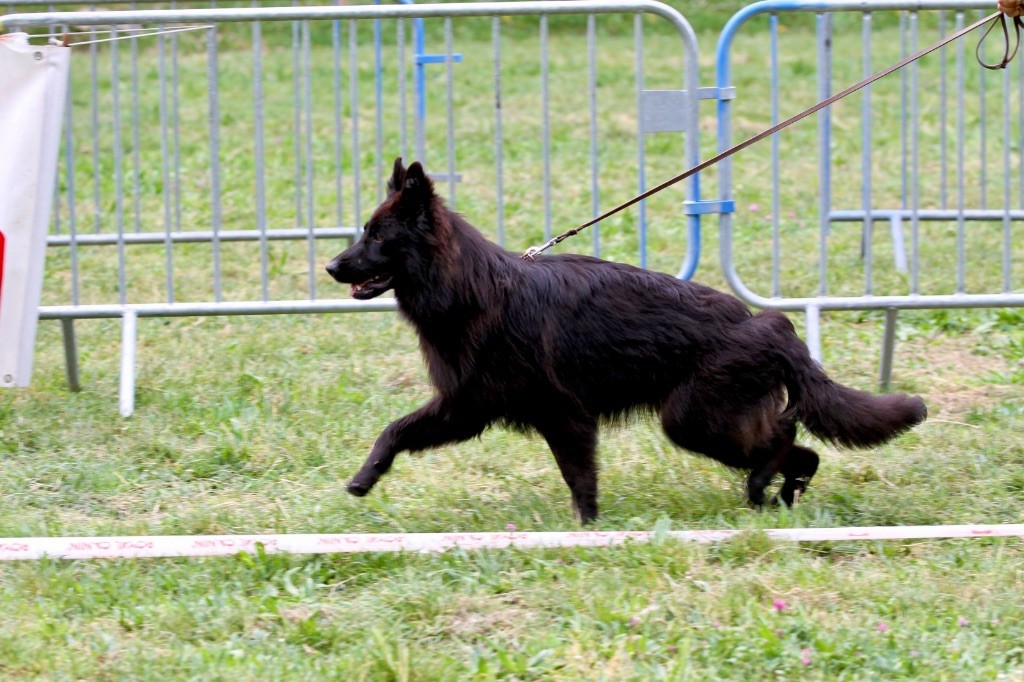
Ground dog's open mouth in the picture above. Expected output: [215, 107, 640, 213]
[351, 274, 394, 300]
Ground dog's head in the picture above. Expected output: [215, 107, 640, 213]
[325, 157, 436, 299]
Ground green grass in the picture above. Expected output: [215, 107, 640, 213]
[3, 4, 1024, 679]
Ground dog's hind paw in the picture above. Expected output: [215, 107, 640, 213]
[772, 482, 808, 507]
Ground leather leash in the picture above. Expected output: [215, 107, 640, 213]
[522, 10, 1016, 260]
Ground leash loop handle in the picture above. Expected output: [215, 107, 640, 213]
[977, 12, 1023, 69]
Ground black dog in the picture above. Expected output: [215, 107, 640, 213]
[326, 158, 926, 522]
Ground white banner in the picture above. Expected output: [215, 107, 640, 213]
[0, 33, 70, 387]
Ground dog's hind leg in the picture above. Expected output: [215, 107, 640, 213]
[661, 380, 790, 506]
[744, 420, 797, 507]
[660, 379, 752, 470]
[746, 462, 782, 508]
[347, 396, 489, 497]
[536, 416, 600, 524]
[772, 445, 820, 507]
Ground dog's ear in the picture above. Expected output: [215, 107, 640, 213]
[401, 162, 435, 202]
[386, 157, 406, 197]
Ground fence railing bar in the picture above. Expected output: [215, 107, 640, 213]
[332, 18, 344, 232]
[980, 9, 987, 210]
[374, 16, 383, 204]
[158, 28, 174, 303]
[771, 12, 781, 298]
[130, 28, 141, 234]
[817, 12, 831, 297]
[111, 26, 127, 306]
[492, 16, 504, 247]
[1, 1, 702, 30]
[588, 13, 600, 258]
[303, 19, 316, 299]
[444, 16, 455, 206]
[291, 17, 303, 232]
[64, 61, 80, 306]
[940, 10, 948, 210]
[398, 18, 407, 162]
[207, 23, 223, 303]
[1003, 62, 1012, 292]
[541, 15, 551, 241]
[90, 33, 100, 235]
[910, 11, 919, 296]
[350, 20, 361, 229]
[253, 18, 269, 302]
[52, 87, 61, 239]
[956, 11, 966, 293]
[635, 13, 647, 269]
[48, 228, 360, 247]
[832, 208, 1024, 221]
[900, 10, 908, 211]
[862, 11, 873, 296]
[171, 2, 182, 241]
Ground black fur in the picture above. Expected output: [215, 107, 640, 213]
[325, 158, 927, 522]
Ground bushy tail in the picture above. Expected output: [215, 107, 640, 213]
[751, 310, 927, 448]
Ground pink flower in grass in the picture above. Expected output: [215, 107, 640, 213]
[506, 523, 516, 532]
[957, 616, 969, 628]
[749, 203, 761, 213]
[629, 616, 641, 628]
[800, 648, 812, 666]
[773, 598, 787, 612]
[876, 623, 889, 632]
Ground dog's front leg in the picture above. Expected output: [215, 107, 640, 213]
[536, 415, 600, 524]
[347, 396, 488, 496]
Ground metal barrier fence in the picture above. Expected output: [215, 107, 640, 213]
[0, 1, 703, 415]
[716, 0, 1024, 387]
[1, 0, 460, 174]
[5, 0, 1024, 409]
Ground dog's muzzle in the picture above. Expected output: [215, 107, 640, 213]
[325, 260, 394, 300]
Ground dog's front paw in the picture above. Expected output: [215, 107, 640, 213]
[346, 480, 372, 497]
[347, 458, 388, 497]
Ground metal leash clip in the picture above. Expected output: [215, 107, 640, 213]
[521, 236, 559, 260]
[521, 246, 541, 261]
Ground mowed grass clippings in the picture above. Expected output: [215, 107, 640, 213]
[2, 4, 1024, 679]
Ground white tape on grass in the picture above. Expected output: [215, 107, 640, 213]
[1, 524, 1023, 561]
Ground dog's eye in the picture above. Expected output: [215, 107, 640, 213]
[371, 232, 384, 243]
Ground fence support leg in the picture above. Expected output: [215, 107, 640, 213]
[60, 319, 81, 393]
[805, 305, 822, 364]
[879, 307, 898, 392]
[119, 311, 137, 418]
[889, 215, 908, 273]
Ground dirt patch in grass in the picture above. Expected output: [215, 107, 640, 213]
[924, 384, 1021, 421]
[442, 595, 536, 639]
[900, 335, 1022, 420]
